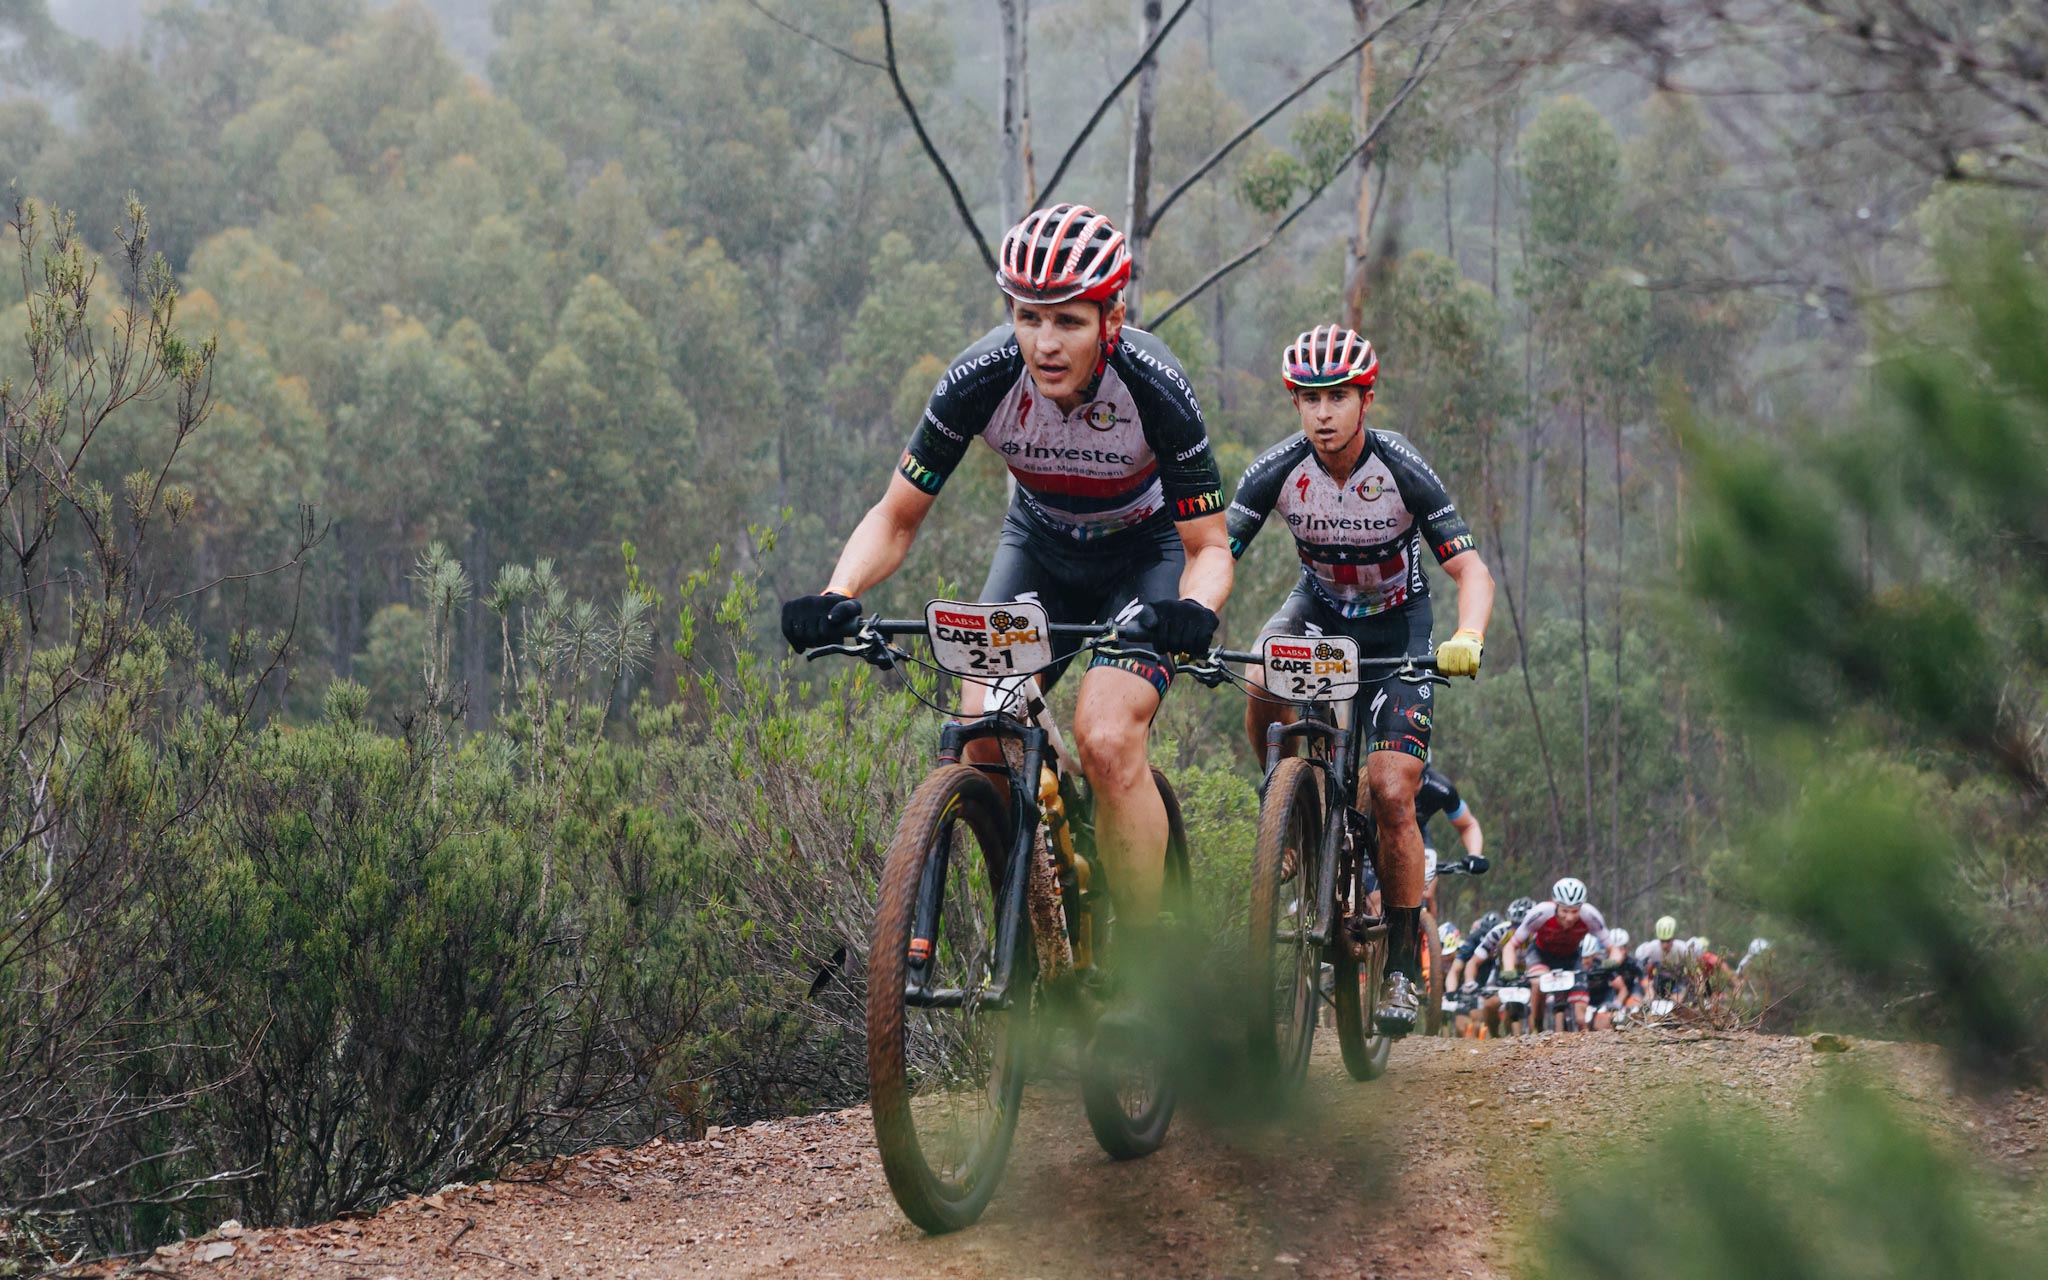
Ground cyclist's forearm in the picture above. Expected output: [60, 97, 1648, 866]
[1454, 811, 1483, 857]
[1187, 544, 1228, 614]
[826, 508, 917, 598]
[825, 478, 935, 598]
[1442, 551, 1495, 637]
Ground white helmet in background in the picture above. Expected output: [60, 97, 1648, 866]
[1747, 937, 1770, 957]
[1553, 876, 1588, 906]
[1609, 927, 1631, 948]
[1423, 847, 1439, 883]
[1579, 933, 1601, 959]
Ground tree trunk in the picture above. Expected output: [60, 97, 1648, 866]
[998, 0, 1035, 224]
[1489, 117, 1502, 298]
[1443, 156, 1455, 261]
[1342, 0, 1377, 329]
[1577, 398, 1595, 870]
[1125, 0, 1163, 324]
[1609, 411, 1624, 899]
[1205, 0, 1227, 409]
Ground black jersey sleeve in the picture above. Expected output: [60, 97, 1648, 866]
[897, 325, 1021, 495]
[1415, 766, 1464, 828]
[1225, 435, 1306, 558]
[1372, 430, 1477, 564]
[1114, 328, 1224, 521]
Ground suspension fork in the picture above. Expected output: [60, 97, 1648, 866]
[907, 716, 1046, 1010]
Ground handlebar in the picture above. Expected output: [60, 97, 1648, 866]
[803, 614, 1451, 708]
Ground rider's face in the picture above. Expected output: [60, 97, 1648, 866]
[1291, 384, 1372, 453]
[1558, 903, 1582, 923]
[1013, 297, 1123, 404]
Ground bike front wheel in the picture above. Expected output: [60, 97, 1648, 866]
[1247, 756, 1323, 1084]
[867, 764, 1026, 1234]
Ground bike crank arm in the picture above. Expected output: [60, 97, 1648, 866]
[904, 982, 1016, 1011]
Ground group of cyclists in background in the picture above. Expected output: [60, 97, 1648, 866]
[1428, 866, 1773, 1035]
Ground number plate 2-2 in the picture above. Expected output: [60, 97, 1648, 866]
[924, 599, 1054, 680]
[1260, 633, 1362, 702]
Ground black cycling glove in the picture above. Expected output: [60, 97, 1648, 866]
[781, 592, 863, 652]
[1134, 597, 1219, 656]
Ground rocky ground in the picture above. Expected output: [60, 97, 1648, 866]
[112, 1029, 2045, 1280]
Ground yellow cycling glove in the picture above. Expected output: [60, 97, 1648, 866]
[1436, 629, 1484, 678]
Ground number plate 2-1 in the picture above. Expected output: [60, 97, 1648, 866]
[1260, 634, 1362, 702]
[925, 599, 1054, 680]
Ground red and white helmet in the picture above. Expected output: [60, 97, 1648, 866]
[997, 203, 1132, 305]
[1281, 324, 1379, 390]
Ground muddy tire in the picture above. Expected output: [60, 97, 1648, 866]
[868, 765, 1024, 1233]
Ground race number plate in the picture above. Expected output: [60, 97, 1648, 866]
[924, 599, 1054, 680]
[1498, 986, 1530, 1005]
[1260, 634, 1362, 702]
[1538, 969, 1577, 994]
[1649, 998, 1675, 1016]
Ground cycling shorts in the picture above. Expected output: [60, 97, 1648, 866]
[980, 507, 1184, 696]
[1255, 581, 1434, 758]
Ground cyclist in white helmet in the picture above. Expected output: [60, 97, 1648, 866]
[1501, 877, 1613, 1032]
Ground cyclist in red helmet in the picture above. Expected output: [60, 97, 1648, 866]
[1226, 325, 1496, 1035]
[782, 204, 1234, 999]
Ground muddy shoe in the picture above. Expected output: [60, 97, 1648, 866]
[1375, 971, 1419, 1037]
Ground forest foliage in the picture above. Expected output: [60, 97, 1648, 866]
[0, 0, 2043, 1261]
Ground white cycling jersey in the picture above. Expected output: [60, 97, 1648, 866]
[1509, 901, 1612, 959]
[1634, 938, 1699, 971]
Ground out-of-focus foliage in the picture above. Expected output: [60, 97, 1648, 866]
[1538, 1082, 2048, 1280]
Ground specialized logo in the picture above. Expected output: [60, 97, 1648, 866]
[1295, 472, 1312, 501]
[1080, 400, 1128, 432]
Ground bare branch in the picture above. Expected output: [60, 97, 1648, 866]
[1143, 0, 1434, 236]
[1038, 0, 1200, 205]
[742, 0, 885, 70]
[875, 0, 997, 275]
[1150, 28, 1447, 327]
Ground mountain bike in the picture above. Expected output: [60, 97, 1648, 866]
[1216, 636, 1450, 1084]
[803, 599, 1191, 1234]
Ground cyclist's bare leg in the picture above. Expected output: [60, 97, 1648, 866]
[1073, 665, 1166, 924]
[1366, 750, 1426, 912]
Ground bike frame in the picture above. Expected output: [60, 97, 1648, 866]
[828, 617, 1119, 1017]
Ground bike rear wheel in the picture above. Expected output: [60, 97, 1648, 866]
[1080, 767, 1190, 1160]
[1421, 908, 1446, 1036]
[867, 764, 1025, 1234]
[1247, 756, 1323, 1084]
[1332, 839, 1392, 1081]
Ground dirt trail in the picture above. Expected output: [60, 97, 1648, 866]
[128, 1030, 2035, 1280]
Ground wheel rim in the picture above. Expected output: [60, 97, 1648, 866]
[901, 816, 1012, 1196]
[1265, 788, 1318, 1073]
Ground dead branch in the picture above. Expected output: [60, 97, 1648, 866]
[1038, 0, 1200, 205]
[875, 0, 997, 274]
